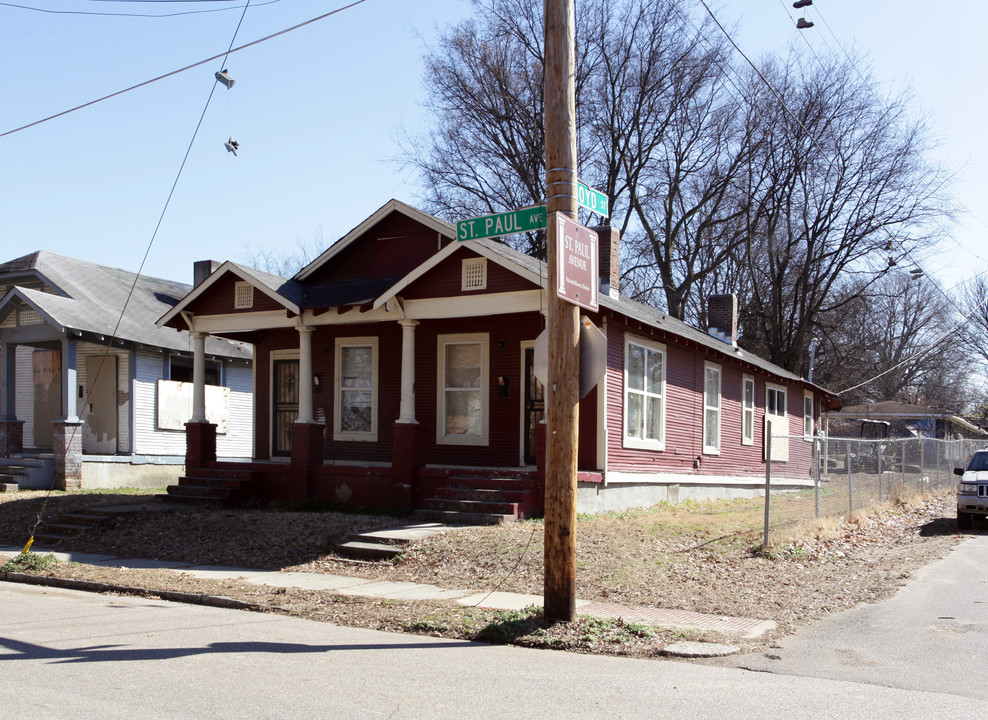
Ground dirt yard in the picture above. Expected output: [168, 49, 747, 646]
[0, 489, 968, 658]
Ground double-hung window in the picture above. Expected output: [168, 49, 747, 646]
[742, 375, 755, 445]
[803, 391, 814, 439]
[623, 335, 665, 450]
[765, 383, 789, 461]
[437, 333, 489, 445]
[703, 363, 721, 454]
[335, 337, 378, 441]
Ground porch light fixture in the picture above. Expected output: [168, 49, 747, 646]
[313, 374, 321, 391]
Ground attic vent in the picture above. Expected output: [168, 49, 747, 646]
[462, 257, 487, 291]
[234, 281, 254, 309]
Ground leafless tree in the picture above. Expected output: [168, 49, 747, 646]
[813, 273, 972, 412]
[239, 228, 327, 278]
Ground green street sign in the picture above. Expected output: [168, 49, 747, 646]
[457, 205, 547, 241]
[577, 182, 609, 217]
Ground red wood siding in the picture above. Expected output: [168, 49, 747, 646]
[304, 214, 450, 284]
[400, 250, 537, 300]
[189, 273, 286, 316]
[604, 316, 816, 480]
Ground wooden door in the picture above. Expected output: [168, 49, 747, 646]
[84, 355, 118, 454]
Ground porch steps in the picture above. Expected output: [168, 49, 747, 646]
[336, 523, 450, 562]
[415, 475, 542, 525]
[33, 509, 116, 544]
[0, 455, 54, 490]
[166, 468, 262, 506]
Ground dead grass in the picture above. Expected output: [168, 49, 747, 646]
[0, 488, 969, 657]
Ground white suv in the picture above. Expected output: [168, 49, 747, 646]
[954, 449, 988, 529]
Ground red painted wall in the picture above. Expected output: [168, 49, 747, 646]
[603, 316, 817, 480]
[304, 214, 451, 284]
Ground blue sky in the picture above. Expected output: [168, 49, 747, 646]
[2, 0, 985, 294]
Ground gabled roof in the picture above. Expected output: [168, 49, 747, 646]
[157, 261, 304, 330]
[373, 235, 832, 396]
[294, 199, 455, 281]
[0, 251, 250, 360]
[373, 236, 544, 309]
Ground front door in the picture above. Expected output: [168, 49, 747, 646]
[84, 355, 117, 454]
[32, 349, 61, 449]
[272, 358, 299, 456]
[523, 347, 544, 465]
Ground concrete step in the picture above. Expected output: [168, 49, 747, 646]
[435, 486, 532, 503]
[0, 482, 20, 493]
[335, 540, 405, 561]
[413, 508, 515, 526]
[423, 497, 520, 517]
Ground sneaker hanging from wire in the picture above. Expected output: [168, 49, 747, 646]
[225, 137, 239, 156]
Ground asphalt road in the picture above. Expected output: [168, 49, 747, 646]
[1, 560, 985, 720]
[704, 531, 988, 702]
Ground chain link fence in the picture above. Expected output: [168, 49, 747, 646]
[761, 435, 986, 546]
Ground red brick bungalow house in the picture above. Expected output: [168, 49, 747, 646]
[158, 199, 838, 518]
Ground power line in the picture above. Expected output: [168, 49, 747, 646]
[0, 0, 279, 18]
[0, 0, 369, 138]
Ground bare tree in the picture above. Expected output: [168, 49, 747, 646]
[729, 55, 951, 374]
[240, 228, 327, 278]
[814, 272, 972, 411]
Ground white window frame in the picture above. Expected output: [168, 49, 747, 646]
[436, 333, 489, 446]
[622, 335, 666, 451]
[703, 362, 721, 455]
[334, 337, 378, 442]
[803, 391, 814, 440]
[742, 375, 755, 446]
[766, 383, 787, 418]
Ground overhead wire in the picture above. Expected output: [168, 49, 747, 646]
[0, 0, 279, 18]
[1, 0, 370, 139]
[19, 0, 271, 553]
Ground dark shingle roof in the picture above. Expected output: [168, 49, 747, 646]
[0, 251, 250, 360]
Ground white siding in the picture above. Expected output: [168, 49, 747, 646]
[76, 342, 130, 454]
[217, 364, 253, 458]
[133, 350, 253, 459]
[15, 346, 34, 447]
[134, 349, 184, 456]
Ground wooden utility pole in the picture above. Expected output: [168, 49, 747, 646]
[543, 0, 580, 624]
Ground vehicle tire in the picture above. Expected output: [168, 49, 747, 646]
[957, 511, 973, 530]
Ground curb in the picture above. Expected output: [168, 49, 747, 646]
[0, 571, 272, 613]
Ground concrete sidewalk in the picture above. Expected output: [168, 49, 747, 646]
[0, 541, 774, 649]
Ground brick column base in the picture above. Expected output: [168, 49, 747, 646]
[185, 422, 217, 472]
[291, 422, 326, 501]
[0, 420, 24, 457]
[53, 420, 84, 491]
[392, 422, 422, 509]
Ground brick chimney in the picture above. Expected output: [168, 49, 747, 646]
[593, 225, 620, 298]
[708, 294, 738, 345]
[193, 260, 220, 287]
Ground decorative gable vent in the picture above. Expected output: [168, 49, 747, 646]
[462, 257, 487, 291]
[234, 281, 254, 309]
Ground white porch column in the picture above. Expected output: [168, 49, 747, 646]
[191, 331, 208, 422]
[397, 320, 419, 424]
[296, 325, 315, 424]
[60, 336, 79, 422]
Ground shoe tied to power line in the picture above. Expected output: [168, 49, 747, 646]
[215, 69, 236, 89]
[225, 138, 239, 156]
